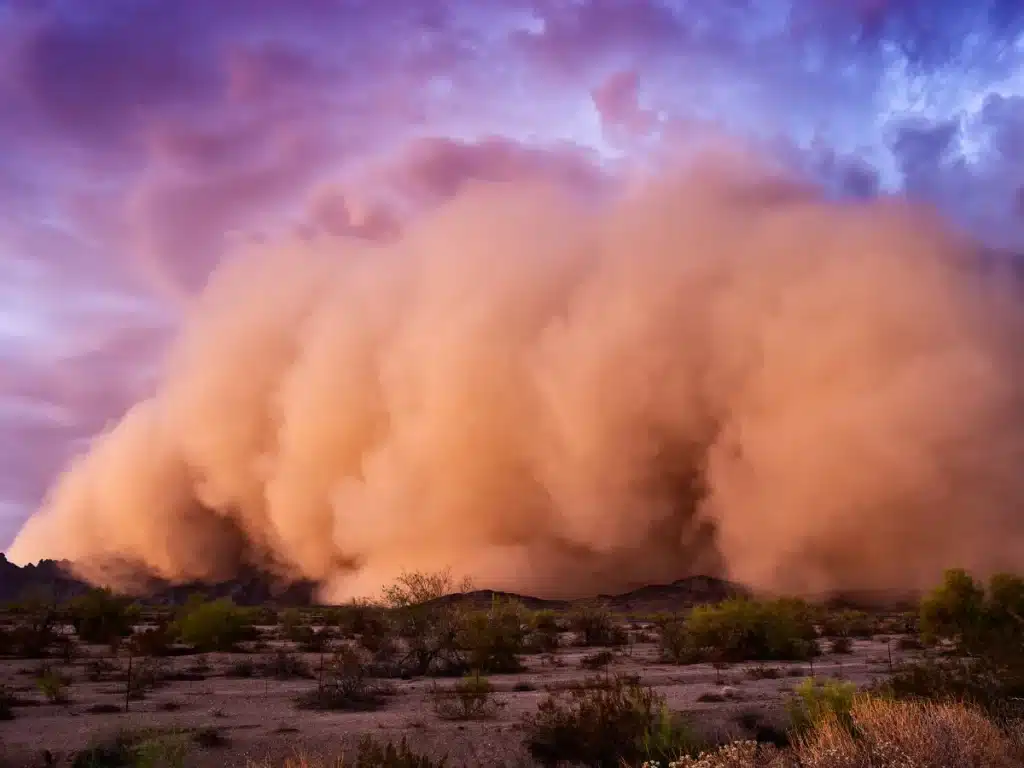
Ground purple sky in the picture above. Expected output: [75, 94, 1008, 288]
[1, 0, 1023, 551]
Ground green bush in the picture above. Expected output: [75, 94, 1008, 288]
[173, 599, 253, 652]
[67, 589, 138, 644]
[659, 619, 693, 664]
[916, 568, 1024, 708]
[457, 598, 526, 673]
[36, 668, 71, 704]
[523, 674, 699, 768]
[683, 598, 819, 663]
[786, 678, 856, 734]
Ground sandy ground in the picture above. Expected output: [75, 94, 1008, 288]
[0, 629, 918, 768]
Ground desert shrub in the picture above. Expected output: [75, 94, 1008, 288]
[523, 674, 699, 767]
[786, 678, 856, 735]
[128, 657, 171, 699]
[896, 635, 923, 651]
[684, 598, 818, 663]
[348, 735, 448, 768]
[747, 665, 781, 680]
[639, 706, 704, 766]
[263, 650, 313, 679]
[525, 629, 561, 654]
[280, 608, 304, 636]
[72, 731, 138, 768]
[67, 589, 138, 644]
[393, 603, 465, 677]
[330, 600, 385, 637]
[430, 671, 505, 720]
[873, 656, 1020, 716]
[6, 597, 60, 658]
[525, 610, 561, 654]
[532, 610, 561, 632]
[818, 609, 874, 639]
[129, 625, 175, 657]
[297, 647, 391, 711]
[174, 599, 253, 652]
[697, 691, 726, 703]
[580, 650, 616, 671]
[829, 636, 853, 654]
[659, 619, 694, 664]
[226, 657, 256, 678]
[0, 684, 14, 720]
[913, 568, 1024, 709]
[457, 598, 526, 673]
[569, 602, 624, 647]
[922, 569, 1024, 663]
[73, 729, 193, 768]
[36, 668, 71, 704]
[192, 726, 228, 748]
[248, 606, 278, 626]
[357, 612, 395, 654]
[293, 625, 335, 653]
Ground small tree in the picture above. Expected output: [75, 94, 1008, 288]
[380, 568, 473, 609]
[919, 569, 988, 652]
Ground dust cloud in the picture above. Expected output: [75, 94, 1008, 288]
[10, 151, 1024, 601]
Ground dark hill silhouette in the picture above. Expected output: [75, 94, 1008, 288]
[0, 553, 917, 611]
[0, 553, 315, 606]
[599, 575, 749, 613]
[422, 576, 748, 614]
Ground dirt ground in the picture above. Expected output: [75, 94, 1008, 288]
[0, 628, 918, 768]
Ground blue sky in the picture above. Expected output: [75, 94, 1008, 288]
[0, 0, 1022, 551]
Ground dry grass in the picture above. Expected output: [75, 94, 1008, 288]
[642, 698, 1024, 767]
[795, 697, 1023, 768]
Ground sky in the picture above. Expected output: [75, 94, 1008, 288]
[0, 0, 1022, 553]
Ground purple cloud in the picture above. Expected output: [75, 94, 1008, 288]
[0, 0, 1023, 551]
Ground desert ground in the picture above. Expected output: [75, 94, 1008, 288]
[0, 605, 921, 768]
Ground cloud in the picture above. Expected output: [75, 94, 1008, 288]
[592, 70, 658, 142]
[1, 0, 1023, 556]
[11, 151, 1024, 601]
